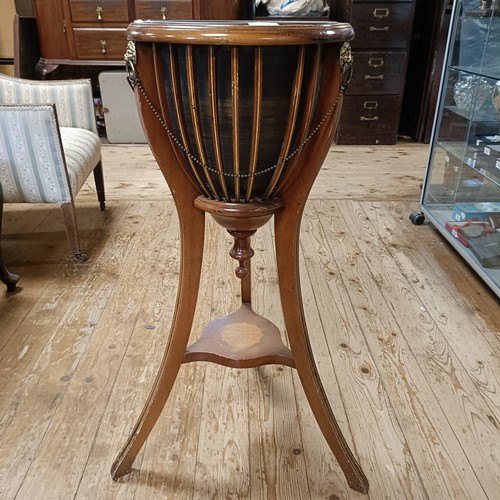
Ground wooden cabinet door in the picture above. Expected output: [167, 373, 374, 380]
[32, 0, 71, 60]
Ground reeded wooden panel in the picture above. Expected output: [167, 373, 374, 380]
[159, 43, 323, 202]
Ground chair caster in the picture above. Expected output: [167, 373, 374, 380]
[410, 211, 425, 225]
[73, 252, 88, 262]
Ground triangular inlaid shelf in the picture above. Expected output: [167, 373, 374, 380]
[183, 303, 295, 368]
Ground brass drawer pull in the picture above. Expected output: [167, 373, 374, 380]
[363, 101, 379, 110]
[100, 40, 107, 54]
[368, 57, 384, 67]
[369, 26, 390, 32]
[373, 8, 390, 18]
[364, 74, 384, 80]
[160, 6, 167, 19]
[360, 116, 379, 121]
[96, 6, 103, 20]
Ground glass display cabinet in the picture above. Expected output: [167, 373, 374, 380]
[412, 0, 500, 298]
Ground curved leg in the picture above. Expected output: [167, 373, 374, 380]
[274, 209, 369, 494]
[111, 204, 205, 480]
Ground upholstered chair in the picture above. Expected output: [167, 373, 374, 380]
[0, 74, 105, 260]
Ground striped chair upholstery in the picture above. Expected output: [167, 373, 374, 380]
[0, 74, 105, 260]
[0, 74, 97, 133]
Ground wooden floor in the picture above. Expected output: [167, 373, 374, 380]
[1, 143, 499, 500]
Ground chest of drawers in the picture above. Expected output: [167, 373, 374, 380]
[32, 0, 246, 74]
[336, 0, 416, 144]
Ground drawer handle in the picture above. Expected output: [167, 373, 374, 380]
[96, 6, 103, 20]
[364, 74, 384, 80]
[100, 40, 107, 54]
[363, 101, 379, 110]
[369, 26, 390, 32]
[160, 6, 167, 19]
[368, 57, 384, 68]
[360, 116, 379, 121]
[373, 8, 390, 18]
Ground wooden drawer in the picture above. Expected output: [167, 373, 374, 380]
[337, 95, 402, 144]
[350, 2, 413, 49]
[69, 0, 129, 23]
[135, 0, 193, 20]
[73, 28, 128, 60]
[346, 51, 407, 95]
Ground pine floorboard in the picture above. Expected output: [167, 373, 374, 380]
[0, 143, 499, 499]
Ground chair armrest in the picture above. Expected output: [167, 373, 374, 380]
[0, 104, 73, 204]
[0, 74, 97, 133]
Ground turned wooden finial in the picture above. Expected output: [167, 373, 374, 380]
[193, 196, 284, 286]
[228, 230, 256, 279]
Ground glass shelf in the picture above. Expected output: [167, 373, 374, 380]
[421, 205, 500, 293]
[434, 140, 500, 187]
[450, 65, 500, 81]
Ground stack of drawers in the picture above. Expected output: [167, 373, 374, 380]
[336, 0, 416, 144]
[70, 0, 132, 61]
[32, 0, 244, 73]
[69, 0, 193, 61]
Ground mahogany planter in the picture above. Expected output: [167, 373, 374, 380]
[112, 20, 368, 493]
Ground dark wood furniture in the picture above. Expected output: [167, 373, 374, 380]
[335, 0, 417, 144]
[31, 0, 250, 76]
[14, 15, 41, 79]
[0, 182, 20, 292]
[399, 0, 452, 142]
[110, 20, 369, 493]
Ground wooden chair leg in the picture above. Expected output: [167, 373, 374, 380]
[274, 210, 369, 494]
[111, 205, 206, 480]
[0, 183, 19, 291]
[60, 201, 85, 261]
[93, 161, 106, 211]
[0, 252, 19, 291]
